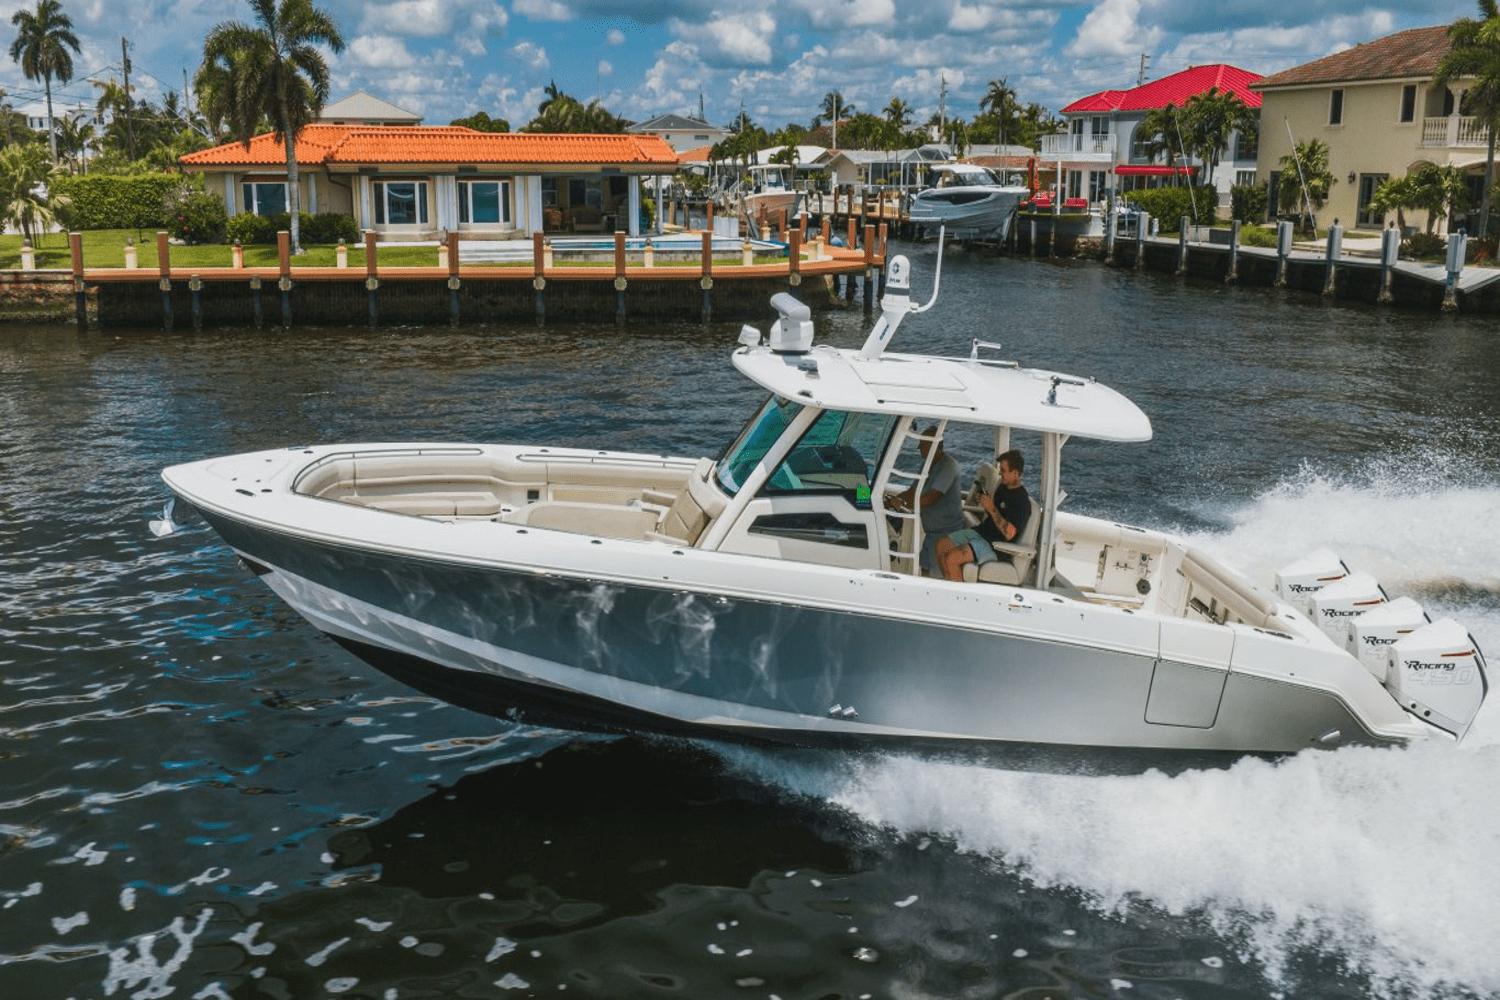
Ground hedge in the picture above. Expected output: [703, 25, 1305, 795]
[225, 211, 358, 245]
[1230, 184, 1268, 223]
[53, 173, 181, 230]
[1122, 185, 1218, 232]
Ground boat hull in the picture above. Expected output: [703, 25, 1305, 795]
[195, 506, 1391, 756]
[908, 187, 1028, 239]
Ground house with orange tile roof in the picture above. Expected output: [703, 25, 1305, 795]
[180, 125, 680, 240]
[1042, 64, 1263, 208]
[1252, 25, 1488, 234]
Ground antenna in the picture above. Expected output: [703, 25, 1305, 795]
[1137, 53, 1150, 86]
[857, 226, 946, 359]
[699, 90, 705, 122]
[938, 73, 948, 143]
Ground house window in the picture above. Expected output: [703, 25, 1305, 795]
[458, 179, 511, 225]
[1235, 170, 1258, 187]
[568, 177, 603, 208]
[541, 177, 558, 206]
[241, 181, 287, 217]
[694, 134, 710, 140]
[373, 180, 429, 226]
[1234, 122, 1258, 161]
[1399, 84, 1417, 123]
[1329, 89, 1344, 126]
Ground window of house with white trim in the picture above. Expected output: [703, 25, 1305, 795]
[1399, 84, 1417, 124]
[1328, 89, 1344, 126]
[241, 181, 288, 217]
[373, 180, 430, 226]
[1235, 169, 1257, 187]
[458, 179, 511, 226]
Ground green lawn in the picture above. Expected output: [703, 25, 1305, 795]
[0, 230, 790, 271]
[0, 229, 438, 270]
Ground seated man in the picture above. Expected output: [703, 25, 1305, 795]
[888, 427, 965, 575]
[938, 448, 1030, 582]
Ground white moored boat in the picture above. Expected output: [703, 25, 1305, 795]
[908, 164, 1030, 240]
[156, 248, 1488, 757]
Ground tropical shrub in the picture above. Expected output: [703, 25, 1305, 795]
[300, 212, 357, 244]
[51, 172, 180, 229]
[1237, 224, 1279, 248]
[1230, 183, 1268, 223]
[1122, 185, 1217, 231]
[226, 212, 278, 245]
[166, 187, 227, 244]
[1402, 232, 1447, 258]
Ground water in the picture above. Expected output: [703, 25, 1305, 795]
[3, 246, 1499, 999]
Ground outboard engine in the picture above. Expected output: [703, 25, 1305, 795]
[1387, 620, 1489, 740]
[1308, 572, 1387, 643]
[1346, 596, 1429, 682]
[1275, 549, 1349, 615]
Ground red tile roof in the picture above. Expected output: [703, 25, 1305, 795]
[182, 126, 679, 168]
[677, 144, 714, 163]
[1253, 26, 1451, 89]
[1063, 64, 1263, 113]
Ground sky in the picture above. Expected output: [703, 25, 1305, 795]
[0, 0, 1483, 132]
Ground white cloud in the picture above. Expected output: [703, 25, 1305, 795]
[597, 59, 613, 76]
[348, 34, 416, 69]
[606, 28, 626, 45]
[674, 12, 777, 66]
[511, 40, 550, 71]
[791, 0, 896, 29]
[1067, 0, 1164, 58]
[360, 0, 508, 37]
[513, 0, 574, 20]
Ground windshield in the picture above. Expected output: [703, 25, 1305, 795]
[716, 395, 800, 495]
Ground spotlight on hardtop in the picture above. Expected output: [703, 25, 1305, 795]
[768, 293, 814, 354]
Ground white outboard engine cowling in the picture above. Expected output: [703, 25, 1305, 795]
[1275, 549, 1349, 616]
[1309, 572, 1387, 643]
[1346, 596, 1429, 682]
[1388, 619, 1489, 740]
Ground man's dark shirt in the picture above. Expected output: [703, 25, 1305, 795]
[977, 482, 1031, 545]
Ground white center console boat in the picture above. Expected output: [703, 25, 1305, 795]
[908, 164, 1030, 241]
[156, 247, 1487, 757]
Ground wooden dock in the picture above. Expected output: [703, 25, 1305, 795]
[64, 225, 891, 329]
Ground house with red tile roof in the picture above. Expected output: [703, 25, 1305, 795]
[180, 125, 680, 240]
[1252, 25, 1488, 234]
[1041, 64, 1263, 208]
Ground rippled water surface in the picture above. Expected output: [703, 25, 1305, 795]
[3, 246, 1500, 999]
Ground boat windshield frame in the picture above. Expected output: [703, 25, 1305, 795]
[715, 394, 799, 496]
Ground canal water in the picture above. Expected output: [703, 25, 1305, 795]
[3, 245, 1499, 999]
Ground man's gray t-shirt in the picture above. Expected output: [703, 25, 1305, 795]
[920, 453, 965, 536]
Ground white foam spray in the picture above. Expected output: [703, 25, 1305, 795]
[725, 459, 1500, 997]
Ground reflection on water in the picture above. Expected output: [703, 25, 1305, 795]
[2, 248, 1499, 998]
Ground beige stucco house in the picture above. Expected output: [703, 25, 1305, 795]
[1253, 25, 1491, 233]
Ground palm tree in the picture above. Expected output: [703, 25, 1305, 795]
[53, 112, 91, 171]
[883, 97, 911, 131]
[1182, 87, 1257, 186]
[8, 0, 80, 161]
[1436, 0, 1500, 236]
[1277, 138, 1335, 230]
[0, 141, 67, 242]
[196, 0, 344, 255]
[980, 78, 1017, 146]
[1137, 104, 1187, 179]
[816, 91, 854, 127]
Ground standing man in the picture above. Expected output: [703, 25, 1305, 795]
[940, 449, 1030, 581]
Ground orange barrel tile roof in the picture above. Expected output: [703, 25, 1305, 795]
[182, 126, 680, 168]
[1062, 63, 1263, 113]
[1253, 25, 1452, 89]
[677, 144, 714, 164]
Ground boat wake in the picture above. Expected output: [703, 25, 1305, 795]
[720, 459, 1500, 998]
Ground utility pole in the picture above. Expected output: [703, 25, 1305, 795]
[121, 36, 135, 161]
[938, 73, 948, 145]
[1137, 53, 1150, 86]
[183, 68, 191, 119]
[698, 90, 705, 122]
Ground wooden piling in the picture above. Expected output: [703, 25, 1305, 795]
[862, 223, 875, 312]
[69, 232, 86, 329]
[846, 215, 856, 249]
[1225, 220, 1240, 285]
[1377, 224, 1399, 304]
[1176, 217, 1190, 275]
[156, 231, 173, 331]
[365, 230, 380, 327]
[614, 231, 627, 323]
[189, 275, 203, 331]
[788, 230, 802, 288]
[532, 231, 546, 323]
[447, 230, 461, 326]
[1322, 223, 1343, 298]
[276, 230, 292, 327]
[700, 230, 713, 322]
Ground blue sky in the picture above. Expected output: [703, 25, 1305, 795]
[0, 0, 1481, 131]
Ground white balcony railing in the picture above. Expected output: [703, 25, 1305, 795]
[1421, 115, 1492, 148]
[1040, 132, 1117, 157]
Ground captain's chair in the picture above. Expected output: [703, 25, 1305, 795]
[961, 483, 1042, 587]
